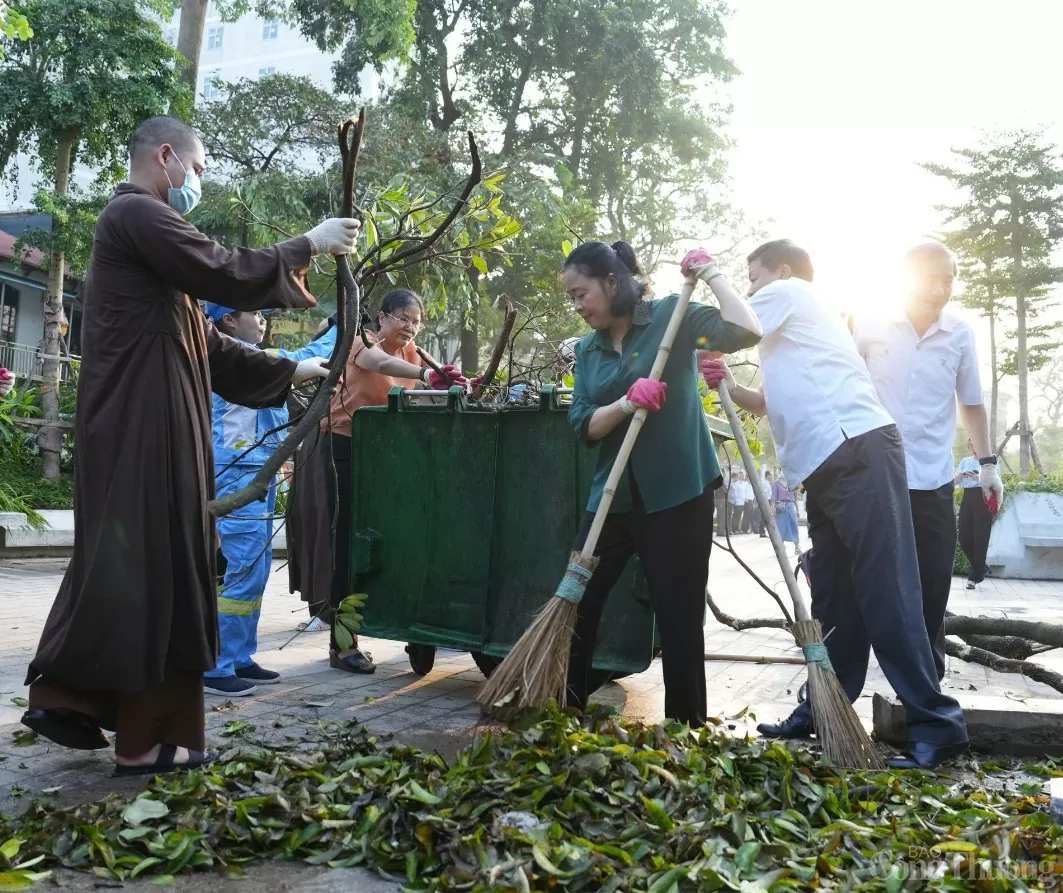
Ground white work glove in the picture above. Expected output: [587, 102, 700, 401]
[292, 357, 330, 386]
[979, 461, 1004, 506]
[305, 218, 361, 256]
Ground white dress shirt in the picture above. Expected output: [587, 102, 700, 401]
[750, 278, 894, 488]
[855, 311, 984, 491]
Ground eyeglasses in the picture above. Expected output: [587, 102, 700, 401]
[383, 311, 423, 332]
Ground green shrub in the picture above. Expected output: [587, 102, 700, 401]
[0, 459, 75, 510]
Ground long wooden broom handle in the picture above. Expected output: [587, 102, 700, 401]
[578, 277, 699, 562]
[715, 381, 812, 624]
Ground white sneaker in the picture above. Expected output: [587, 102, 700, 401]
[297, 616, 329, 632]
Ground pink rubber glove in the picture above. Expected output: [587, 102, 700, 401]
[700, 357, 728, 390]
[626, 378, 667, 412]
[680, 248, 716, 278]
[428, 364, 468, 389]
[0, 368, 12, 398]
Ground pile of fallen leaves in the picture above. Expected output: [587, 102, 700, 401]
[2, 707, 1062, 891]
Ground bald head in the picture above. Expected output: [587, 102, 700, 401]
[127, 116, 206, 204]
[130, 116, 201, 164]
[905, 240, 957, 322]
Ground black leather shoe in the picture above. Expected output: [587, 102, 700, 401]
[330, 648, 376, 675]
[756, 712, 813, 740]
[887, 740, 968, 770]
[22, 709, 111, 750]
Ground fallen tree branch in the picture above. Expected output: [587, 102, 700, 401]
[945, 640, 1063, 696]
[945, 615, 1063, 650]
[705, 587, 789, 631]
[470, 295, 517, 400]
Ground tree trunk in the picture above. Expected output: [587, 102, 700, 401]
[38, 135, 73, 481]
[1010, 196, 1031, 475]
[176, 0, 208, 100]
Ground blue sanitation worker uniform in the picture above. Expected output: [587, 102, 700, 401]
[204, 307, 337, 681]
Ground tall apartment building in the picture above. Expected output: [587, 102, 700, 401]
[168, 2, 376, 101]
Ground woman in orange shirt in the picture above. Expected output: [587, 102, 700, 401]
[299, 288, 464, 674]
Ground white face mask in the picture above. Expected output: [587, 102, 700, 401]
[164, 149, 202, 215]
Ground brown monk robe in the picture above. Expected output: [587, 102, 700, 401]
[22, 117, 350, 775]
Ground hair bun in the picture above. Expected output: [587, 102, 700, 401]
[611, 240, 641, 276]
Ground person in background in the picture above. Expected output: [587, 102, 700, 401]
[202, 304, 338, 697]
[565, 241, 761, 726]
[854, 241, 1003, 681]
[771, 474, 801, 556]
[700, 237, 967, 770]
[714, 468, 730, 535]
[322, 288, 465, 674]
[726, 470, 745, 534]
[0, 368, 13, 398]
[741, 472, 756, 533]
[21, 115, 345, 776]
[956, 440, 993, 591]
[758, 470, 774, 538]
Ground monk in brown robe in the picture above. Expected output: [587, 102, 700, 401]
[22, 116, 360, 776]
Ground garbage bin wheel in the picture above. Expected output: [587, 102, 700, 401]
[470, 651, 620, 694]
[405, 643, 436, 676]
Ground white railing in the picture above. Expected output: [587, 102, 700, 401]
[0, 341, 79, 382]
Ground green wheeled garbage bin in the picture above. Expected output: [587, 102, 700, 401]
[345, 384, 732, 690]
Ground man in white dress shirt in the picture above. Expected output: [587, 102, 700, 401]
[855, 242, 1004, 682]
[694, 239, 968, 770]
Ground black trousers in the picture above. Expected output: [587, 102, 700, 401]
[727, 503, 742, 534]
[789, 426, 966, 746]
[958, 487, 992, 584]
[567, 478, 714, 726]
[742, 501, 755, 533]
[910, 484, 957, 682]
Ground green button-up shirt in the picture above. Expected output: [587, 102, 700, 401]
[569, 294, 761, 515]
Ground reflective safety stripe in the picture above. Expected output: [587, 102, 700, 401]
[217, 596, 262, 616]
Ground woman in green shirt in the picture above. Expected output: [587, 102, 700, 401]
[566, 241, 762, 726]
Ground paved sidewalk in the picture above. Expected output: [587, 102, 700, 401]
[2, 538, 1062, 816]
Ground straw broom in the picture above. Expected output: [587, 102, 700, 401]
[714, 370, 884, 770]
[476, 276, 701, 720]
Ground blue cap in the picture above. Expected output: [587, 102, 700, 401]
[203, 303, 235, 322]
[203, 303, 275, 322]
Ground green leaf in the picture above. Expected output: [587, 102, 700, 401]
[649, 867, 684, 893]
[8, 698, 26, 708]
[562, 239, 573, 257]
[640, 795, 675, 832]
[470, 253, 488, 275]
[122, 797, 170, 827]
[735, 841, 761, 874]
[304, 701, 335, 708]
[0, 839, 20, 863]
[334, 623, 354, 651]
[407, 781, 441, 806]
[0, 870, 51, 891]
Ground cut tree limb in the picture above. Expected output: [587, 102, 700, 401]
[470, 295, 517, 400]
[945, 640, 1063, 696]
[944, 615, 1063, 650]
[705, 588, 789, 631]
[207, 120, 485, 518]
